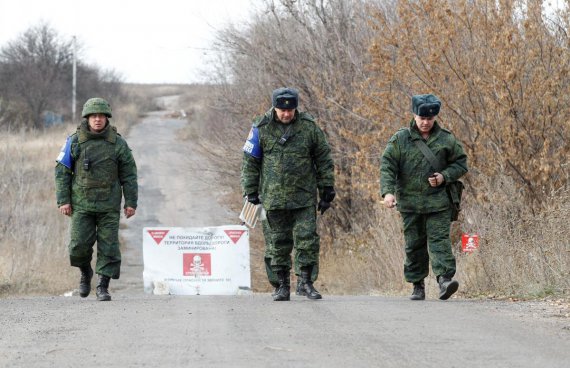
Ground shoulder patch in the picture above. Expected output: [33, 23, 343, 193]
[243, 126, 262, 159]
[56, 135, 74, 169]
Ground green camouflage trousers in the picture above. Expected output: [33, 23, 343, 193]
[401, 209, 456, 283]
[262, 220, 318, 286]
[265, 206, 320, 272]
[69, 210, 121, 279]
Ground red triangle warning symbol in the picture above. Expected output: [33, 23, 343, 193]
[147, 229, 170, 245]
[224, 229, 246, 244]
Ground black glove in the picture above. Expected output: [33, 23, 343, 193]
[247, 192, 260, 205]
[317, 199, 331, 215]
[321, 186, 336, 203]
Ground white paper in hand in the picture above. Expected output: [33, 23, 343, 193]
[239, 199, 262, 228]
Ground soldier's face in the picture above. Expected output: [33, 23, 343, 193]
[88, 113, 107, 133]
[275, 108, 295, 124]
[414, 115, 436, 134]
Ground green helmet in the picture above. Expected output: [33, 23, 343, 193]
[81, 97, 112, 118]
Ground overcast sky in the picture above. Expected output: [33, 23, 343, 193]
[0, 0, 257, 84]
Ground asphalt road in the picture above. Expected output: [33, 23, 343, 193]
[1, 293, 569, 368]
[1, 99, 568, 368]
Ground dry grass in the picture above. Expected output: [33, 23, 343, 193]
[0, 126, 76, 296]
[456, 178, 570, 298]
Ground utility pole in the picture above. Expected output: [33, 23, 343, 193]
[72, 35, 77, 122]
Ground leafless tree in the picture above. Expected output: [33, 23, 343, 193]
[0, 22, 124, 129]
[0, 23, 73, 129]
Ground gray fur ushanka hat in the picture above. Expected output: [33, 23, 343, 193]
[412, 94, 441, 117]
[272, 87, 299, 109]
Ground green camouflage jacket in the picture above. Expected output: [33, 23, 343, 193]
[380, 120, 468, 213]
[55, 121, 138, 212]
[241, 109, 335, 210]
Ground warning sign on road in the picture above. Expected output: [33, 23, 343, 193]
[142, 226, 250, 295]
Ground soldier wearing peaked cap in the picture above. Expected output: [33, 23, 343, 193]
[55, 98, 138, 301]
[380, 94, 468, 301]
[241, 87, 335, 301]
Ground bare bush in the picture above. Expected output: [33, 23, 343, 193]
[202, 0, 569, 298]
[361, 0, 570, 204]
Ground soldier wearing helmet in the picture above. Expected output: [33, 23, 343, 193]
[55, 97, 138, 301]
[241, 87, 335, 301]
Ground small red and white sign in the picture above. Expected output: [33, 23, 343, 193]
[224, 229, 246, 244]
[183, 253, 212, 276]
[462, 234, 479, 253]
[147, 229, 170, 245]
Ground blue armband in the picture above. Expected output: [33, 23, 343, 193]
[56, 136, 73, 169]
[242, 127, 262, 159]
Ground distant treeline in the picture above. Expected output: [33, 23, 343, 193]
[0, 23, 122, 130]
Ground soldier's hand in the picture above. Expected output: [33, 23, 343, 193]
[59, 204, 72, 216]
[383, 194, 397, 209]
[428, 172, 445, 187]
[318, 199, 331, 214]
[322, 186, 336, 203]
[124, 207, 136, 218]
[247, 192, 261, 205]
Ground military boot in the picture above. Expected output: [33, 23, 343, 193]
[295, 278, 307, 296]
[96, 275, 112, 301]
[410, 280, 425, 301]
[299, 266, 322, 300]
[438, 276, 459, 300]
[273, 270, 290, 301]
[270, 281, 280, 297]
[78, 265, 93, 298]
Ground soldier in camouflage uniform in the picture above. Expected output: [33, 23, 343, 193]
[381, 94, 468, 301]
[241, 87, 335, 301]
[55, 98, 138, 301]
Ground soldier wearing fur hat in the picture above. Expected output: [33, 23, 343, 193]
[241, 87, 335, 301]
[55, 98, 138, 301]
[380, 94, 468, 301]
